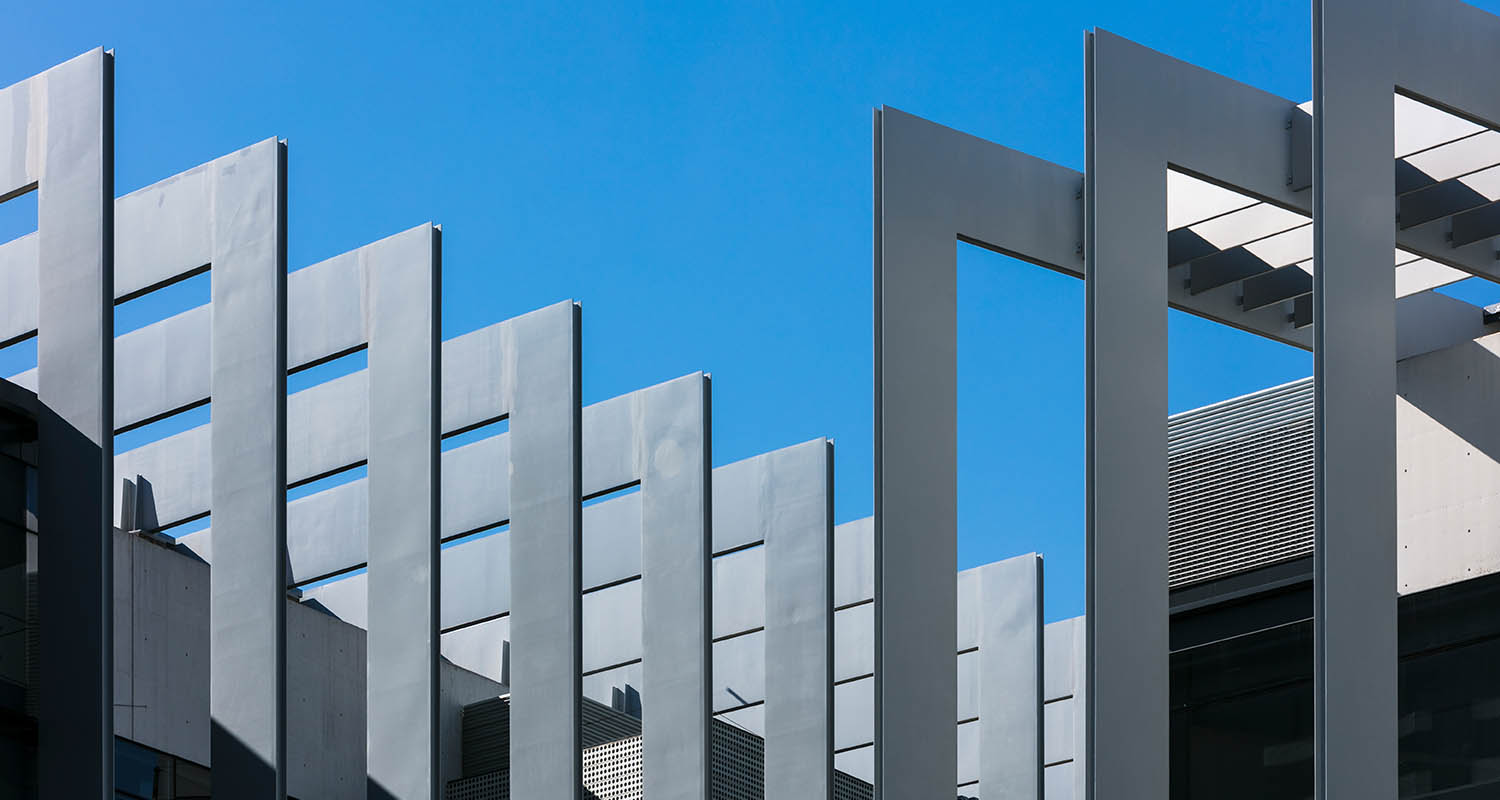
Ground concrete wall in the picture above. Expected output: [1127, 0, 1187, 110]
[109, 527, 505, 798]
[1398, 329, 1500, 594]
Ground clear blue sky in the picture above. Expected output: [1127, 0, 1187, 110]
[6, 0, 1500, 621]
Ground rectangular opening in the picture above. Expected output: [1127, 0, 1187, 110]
[584, 481, 639, 507]
[299, 565, 366, 593]
[287, 460, 366, 492]
[157, 514, 211, 540]
[115, 403, 210, 454]
[442, 415, 508, 451]
[114, 270, 210, 336]
[288, 348, 367, 394]
[0, 186, 37, 244]
[956, 242, 1083, 622]
[440, 521, 508, 550]
[286, 464, 366, 503]
[0, 336, 36, 383]
[1435, 275, 1500, 308]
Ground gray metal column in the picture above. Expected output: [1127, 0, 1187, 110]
[1312, 1, 1397, 798]
[508, 301, 583, 799]
[763, 438, 834, 800]
[640, 373, 712, 800]
[978, 553, 1042, 799]
[1084, 31, 1170, 800]
[209, 139, 288, 800]
[872, 107, 959, 800]
[366, 224, 441, 800]
[28, 48, 114, 800]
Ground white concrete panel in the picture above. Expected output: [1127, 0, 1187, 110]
[712, 545, 765, 638]
[1044, 617, 1082, 702]
[1045, 762, 1079, 800]
[956, 719, 979, 787]
[440, 616, 510, 686]
[1396, 330, 1500, 593]
[956, 649, 978, 722]
[1045, 698, 1077, 766]
[833, 602, 873, 682]
[301, 572, 368, 629]
[6, 367, 34, 391]
[0, 78, 39, 193]
[287, 251, 366, 370]
[582, 580, 642, 672]
[956, 567, 979, 651]
[582, 490, 642, 590]
[114, 424, 212, 528]
[717, 705, 765, 737]
[712, 632, 764, 712]
[581, 392, 637, 493]
[439, 322, 511, 434]
[287, 370, 368, 483]
[582, 661, 644, 709]
[287, 480, 367, 584]
[834, 676, 873, 751]
[0, 232, 38, 343]
[833, 517, 873, 608]
[441, 433, 509, 538]
[834, 746, 873, 785]
[114, 165, 212, 298]
[711, 454, 774, 553]
[114, 304, 210, 429]
[440, 531, 510, 630]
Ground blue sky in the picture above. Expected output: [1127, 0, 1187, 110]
[6, 0, 1500, 621]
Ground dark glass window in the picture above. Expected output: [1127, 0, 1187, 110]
[115, 738, 211, 800]
[1170, 569, 1500, 800]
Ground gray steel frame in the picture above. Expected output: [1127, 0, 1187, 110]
[0, 49, 115, 799]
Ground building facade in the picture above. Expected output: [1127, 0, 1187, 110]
[5, 0, 1500, 798]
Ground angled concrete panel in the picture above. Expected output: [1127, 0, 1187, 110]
[364, 224, 441, 800]
[762, 439, 834, 800]
[977, 554, 1042, 799]
[638, 373, 712, 800]
[506, 301, 583, 800]
[207, 139, 287, 800]
[0, 233, 39, 345]
[114, 303, 210, 429]
[26, 49, 115, 800]
[114, 162, 212, 298]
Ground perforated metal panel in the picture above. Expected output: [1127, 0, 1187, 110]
[1167, 377, 1315, 588]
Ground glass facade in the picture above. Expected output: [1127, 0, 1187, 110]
[114, 738, 211, 800]
[1171, 568, 1500, 800]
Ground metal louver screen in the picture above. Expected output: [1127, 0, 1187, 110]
[1168, 377, 1314, 588]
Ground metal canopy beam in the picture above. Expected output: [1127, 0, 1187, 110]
[1242, 265, 1313, 311]
[1449, 202, 1500, 248]
[1188, 246, 1274, 294]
